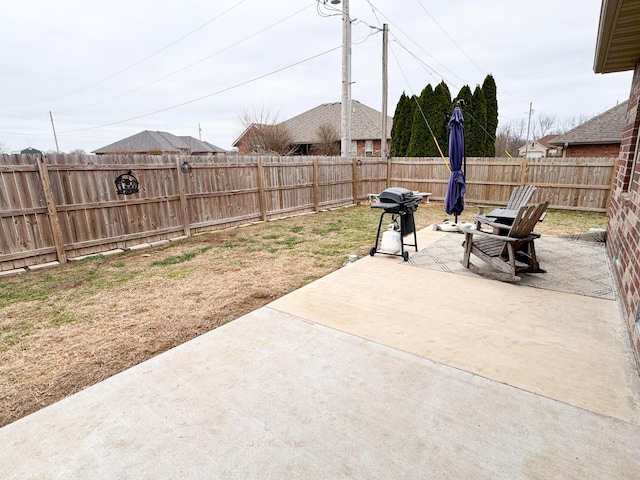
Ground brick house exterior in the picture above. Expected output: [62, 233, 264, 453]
[594, 0, 640, 367]
[233, 101, 392, 157]
[562, 143, 622, 158]
[549, 101, 627, 158]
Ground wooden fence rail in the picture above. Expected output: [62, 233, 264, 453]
[0, 153, 615, 272]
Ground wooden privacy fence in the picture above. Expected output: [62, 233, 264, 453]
[0, 154, 615, 272]
[390, 156, 616, 212]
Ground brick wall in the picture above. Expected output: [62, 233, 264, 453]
[606, 62, 640, 368]
[354, 139, 386, 157]
[565, 143, 621, 158]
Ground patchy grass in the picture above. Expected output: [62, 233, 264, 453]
[151, 247, 211, 266]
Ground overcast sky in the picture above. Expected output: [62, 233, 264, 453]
[0, 0, 633, 154]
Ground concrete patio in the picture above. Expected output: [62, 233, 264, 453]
[1, 227, 639, 479]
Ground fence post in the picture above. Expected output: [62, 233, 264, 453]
[352, 157, 358, 204]
[175, 156, 191, 237]
[313, 158, 319, 212]
[387, 157, 392, 188]
[36, 155, 67, 264]
[257, 158, 267, 221]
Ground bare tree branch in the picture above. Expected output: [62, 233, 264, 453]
[313, 123, 340, 156]
[238, 106, 293, 155]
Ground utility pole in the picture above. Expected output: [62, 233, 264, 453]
[340, 0, 352, 157]
[198, 123, 202, 141]
[49, 111, 60, 154]
[380, 23, 388, 159]
[524, 102, 533, 159]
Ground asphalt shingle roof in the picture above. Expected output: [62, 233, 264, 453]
[536, 134, 560, 148]
[93, 131, 226, 154]
[179, 136, 226, 154]
[281, 100, 392, 143]
[550, 101, 628, 146]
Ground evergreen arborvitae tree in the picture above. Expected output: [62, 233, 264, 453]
[430, 81, 452, 157]
[482, 74, 498, 157]
[466, 86, 487, 157]
[422, 84, 440, 156]
[390, 93, 405, 156]
[407, 85, 433, 157]
[390, 92, 413, 157]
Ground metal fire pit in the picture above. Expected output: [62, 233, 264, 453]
[369, 187, 422, 261]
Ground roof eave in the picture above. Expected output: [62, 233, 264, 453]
[594, 0, 640, 73]
[549, 139, 621, 146]
[594, 0, 618, 73]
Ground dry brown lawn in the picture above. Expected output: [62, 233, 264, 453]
[0, 201, 606, 427]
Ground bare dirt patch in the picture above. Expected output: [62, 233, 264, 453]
[0, 202, 607, 426]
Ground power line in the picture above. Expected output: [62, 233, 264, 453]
[361, 1, 467, 87]
[414, 0, 486, 77]
[56, 3, 315, 115]
[413, 0, 527, 106]
[367, 0, 527, 114]
[14, 0, 249, 108]
[59, 45, 342, 134]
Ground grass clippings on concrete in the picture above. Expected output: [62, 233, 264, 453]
[0, 202, 607, 427]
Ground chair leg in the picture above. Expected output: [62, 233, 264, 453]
[462, 232, 472, 268]
[527, 241, 546, 273]
[505, 243, 518, 281]
[514, 239, 546, 274]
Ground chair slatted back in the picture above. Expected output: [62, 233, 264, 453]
[507, 201, 549, 239]
[506, 185, 537, 210]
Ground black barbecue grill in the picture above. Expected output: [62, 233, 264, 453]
[369, 187, 423, 261]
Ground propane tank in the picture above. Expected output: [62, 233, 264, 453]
[380, 223, 401, 253]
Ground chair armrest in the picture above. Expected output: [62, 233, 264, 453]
[460, 227, 539, 243]
[476, 215, 497, 225]
[475, 216, 511, 231]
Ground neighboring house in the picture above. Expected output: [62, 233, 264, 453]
[233, 100, 392, 156]
[549, 101, 628, 157]
[93, 130, 227, 155]
[593, 0, 640, 366]
[517, 134, 561, 158]
[20, 147, 43, 155]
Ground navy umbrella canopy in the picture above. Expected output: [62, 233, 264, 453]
[444, 104, 466, 222]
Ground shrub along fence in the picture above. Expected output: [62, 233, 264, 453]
[0, 153, 615, 272]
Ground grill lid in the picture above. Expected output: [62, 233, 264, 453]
[379, 187, 420, 204]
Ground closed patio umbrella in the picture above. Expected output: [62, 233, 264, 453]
[444, 103, 466, 223]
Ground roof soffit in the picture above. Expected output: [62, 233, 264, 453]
[594, 0, 640, 73]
